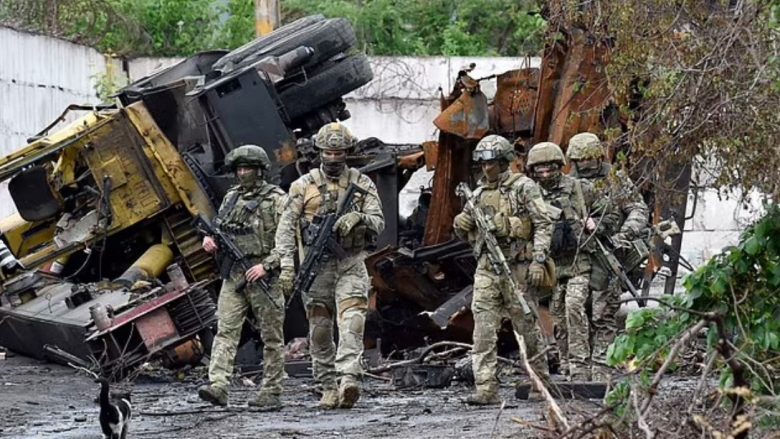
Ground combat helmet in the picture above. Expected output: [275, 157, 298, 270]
[224, 144, 271, 170]
[313, 122, 357, 150]
[472, 135, 515, 163]
[567, 132, 604, 161]
[526, 142, 565, 167]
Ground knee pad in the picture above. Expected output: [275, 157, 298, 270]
[338, 298, 367, 333]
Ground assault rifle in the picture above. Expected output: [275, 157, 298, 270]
[194, 216, 279, 309]
[288, 183, 369, 308]
[593, 236, 640, 299]
[455, 182, 533, 316]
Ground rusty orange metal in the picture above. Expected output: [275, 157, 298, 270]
[491, 68, 539, 135]
[533, 29, 611, 152]
[434, 92, 490, 140]
[434, 74, 490, 140]
[398, 151, 425, 170]
[423, 133, 471, 246]
[422, 141, 439, 171]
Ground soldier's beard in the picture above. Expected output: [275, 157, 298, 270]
[322, 160, 345, 178]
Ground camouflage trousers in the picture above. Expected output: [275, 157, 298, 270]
[551, 274, 591, 381]
[472, 263, 548, 396]
[209, 266, 285, 396]
[304, 256, 369, 391]
[590, 279, 620, 380]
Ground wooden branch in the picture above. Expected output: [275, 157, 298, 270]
[515, 332, 569, 432]
[687, 350, 717, 416]
[712, 316, 751, 439]
[632, 380, 655, 439]
[640, 319, 707, 415]
[367, 341, 473, 374]
[488, 400, 506, 439]
[367, 341, 517, 375]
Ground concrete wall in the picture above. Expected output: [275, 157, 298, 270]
[0, 27, 763, 276]
[0, 26, 119, 217]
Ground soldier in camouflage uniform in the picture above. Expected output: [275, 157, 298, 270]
[275, 122, 385, 409]
[526, 142, 619, 381]
[198, 145, 286, 410]
[452, 135, 552, 405]
[567, 132, 649, 380]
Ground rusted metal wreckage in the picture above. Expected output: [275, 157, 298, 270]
[365, 25, 688, 355]
[0, 16, 686, 377]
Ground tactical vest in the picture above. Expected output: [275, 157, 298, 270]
[542, 176, 587, 259]
[472, 173, 533, 261]
[299, 168, 372, 251]
[215, 183, 282, 259]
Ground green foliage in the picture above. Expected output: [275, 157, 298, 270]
[0, 0, 252, 56]
[282, 0, 545, 56]
[1, 0, 545, 57]
[608, 206, 780, 395]
[92, 65, 127, 102]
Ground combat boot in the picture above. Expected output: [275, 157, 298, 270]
[338, 380, 361, 409]
[249, 392, 283, 412]
[318, 390, 340, 410]
[198, 384, 228, 407]
[466, 391, 501, 406]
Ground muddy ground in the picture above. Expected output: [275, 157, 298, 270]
[0, 353, 563, 439]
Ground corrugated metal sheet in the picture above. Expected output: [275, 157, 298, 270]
[0, 26, 116, 217]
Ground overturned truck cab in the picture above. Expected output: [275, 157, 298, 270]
[0, 15, 374, 378]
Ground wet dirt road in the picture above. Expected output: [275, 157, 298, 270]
[0, 354, 552, 439]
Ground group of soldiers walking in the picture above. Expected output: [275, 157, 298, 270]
[455, 133, 647, 405]
[194, 120, 646, 410]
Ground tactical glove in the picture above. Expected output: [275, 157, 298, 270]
[528, 261, 546, 287]
[453, 213, 475, 232]
[278, 266, 295, 298]
[333, 212, 362, 237]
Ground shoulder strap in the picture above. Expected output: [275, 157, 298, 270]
[503, 173, 523, 186]
[573, 179, 588, 218]
[309, 168, 325, 188]
[347, 168, 361, 185]
[215, 190, 241, 227]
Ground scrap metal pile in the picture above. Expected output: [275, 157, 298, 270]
[0, 14, 686, 378]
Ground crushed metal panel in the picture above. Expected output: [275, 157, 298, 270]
[491, 68, 539, 134]
[135, 308, 179, 349]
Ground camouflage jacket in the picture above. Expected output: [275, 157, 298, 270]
[571, 162, 649, 239]
[453, 172, 552, 265]
[539, 175, 620, 278]
[215, 181, 286, 270]
[275, 166, 385, 269]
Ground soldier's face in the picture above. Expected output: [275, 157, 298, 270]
[532, 164, 561, 188]
[321, 149, 347, 177]
[574, 158, 600, 176]
[480, 160, 501, 183]
[321, 149, 347, 163]
[236, 166, 259, 187]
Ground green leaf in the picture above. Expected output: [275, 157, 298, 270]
[625, 311, 645, 330]
[745, 236, 762, 255]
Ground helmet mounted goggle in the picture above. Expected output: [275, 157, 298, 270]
[472, 148, 501, 162]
